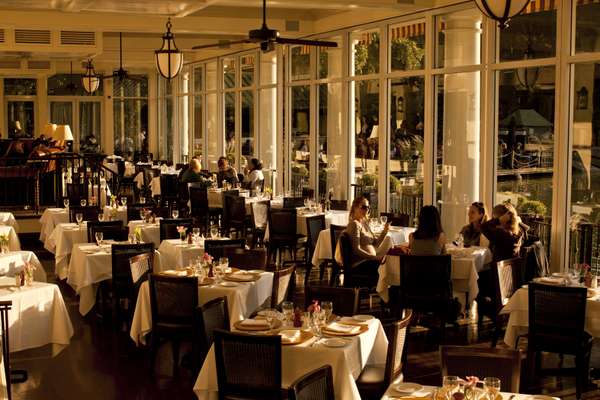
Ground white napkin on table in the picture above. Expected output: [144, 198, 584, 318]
[163, 270, 187, 277]
[240, 319, 270, 328]
[325, 322, 360, 334]
[279, 330, 301, 342]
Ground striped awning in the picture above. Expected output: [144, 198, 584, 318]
[390, 23, 426, 40]
[522, 0, 558, 13]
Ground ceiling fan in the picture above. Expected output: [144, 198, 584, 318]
[102, 32, 143, 82]
[192, 0, 338, 52]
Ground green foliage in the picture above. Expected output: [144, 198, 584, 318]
[354, 36, 380, 75]
[389, 175, 400, 193]
[390, 38, 425, 70]
[517, 199, 548, 216]
[359, 173, 378, 187]
[292, 164, 309, 176]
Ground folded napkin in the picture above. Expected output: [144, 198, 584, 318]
[79, 244, 100, 252]
[240, 319, 270, 328]
[279, 330, 301, 342]
[325, 322, 360, 334]
[232, 272, 254, 279]
[163, 270, 187, 277]
[538, 277, 564, 285]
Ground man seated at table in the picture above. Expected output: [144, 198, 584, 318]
[180, 158, 211, 184]
[217, 156, 239, 187]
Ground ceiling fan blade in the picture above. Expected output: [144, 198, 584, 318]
[276, 37, 338, 47]
[192, 39, 251, 50]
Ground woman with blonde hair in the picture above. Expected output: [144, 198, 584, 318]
[460, 202, 488, 247]
[481, 203, 525, 262]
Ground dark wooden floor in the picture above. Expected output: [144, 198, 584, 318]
[10, 237, 600, 399]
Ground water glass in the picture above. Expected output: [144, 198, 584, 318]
[172, 209, 179, 219]
[442, 376, 459, 399]
[76, 213, 83, 225]
[321, 301, 333, 321]
[80, 199, 87, 207]
[210, 226, 219, 239]
[140, 196, 146, 204]
[192, 228, 200, 242]
[139, 210, 146, 221]
[281, 301, 294, 326]
[95, 231, 103, 246]
[483, 377, 501, 400]
[380, 215, 388, 225]
[98, 213, 104, 222]
[128, 233, 136, 244]
[219, 257, 229, 270]
[121, 197, 127, 207]
[63, 198, 70, 209]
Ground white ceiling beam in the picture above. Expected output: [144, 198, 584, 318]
[215, 0, 434, 10]
[175, 0, 222, 18]
[62, 0, 97, 12]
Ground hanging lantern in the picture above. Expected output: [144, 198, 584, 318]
[155, 18, 183, 80]
[474, 0, 531, 28]
[82, 59, 100, 94]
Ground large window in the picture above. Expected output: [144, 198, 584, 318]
[5, 78, 36, 138]
[113, 76, 148, 157]
[192, 65, 204, 160]
[158, 78, 174, 161]
[291, 85, 310, 194]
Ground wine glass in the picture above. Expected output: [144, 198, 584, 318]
[321, 301, 333, 321]
[172, 209, 179, 219]
[139, 209, 146, 221]
[121, 197, 127, 207]
[210, 225, 219, 239]
[63, 198, 69, 209]
[442, 376, 459, 399]
[95, 231, 103, 246]
[380, 215, 388, 225]
[281, 301, 294, 326]
[75, 213, 83, 226]
[80, 199, 87, 206]
[483, 377, 501, 400]
[219, 257, 229, 270]
[192, 228, 200, 243]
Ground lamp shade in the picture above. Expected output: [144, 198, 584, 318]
[82, 59, 100, 94]
[474, 0, 530, 28]
[54, 125, 74, 141]
[155, 18, 183, 80]
[42, 123, 57, 137]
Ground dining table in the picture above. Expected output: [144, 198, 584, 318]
[157, 239, 206, 270]
[130, 270, 274, 346]
[0, 251, 46, 282]
[381, 384, 557, 400]
[39, 208, 69, 243]
[376, 244, 492, 306]
[128, 219, 161, 248]
[0, 212, 18, 232]
[102, 205, 128, 223]
[44, 222, 88, 280]
[0, 277, 73, 355]
[0, 226, 20, 252]
[193, 315, 388, 400]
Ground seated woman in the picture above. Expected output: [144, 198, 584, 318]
[409, 205, 446, 255]
[481, 203, 525, 262]
[243, 158, 264, 190]
[460, 202, 488, 247]
[217, 156, 239, 187]
[343, 196, 391, 274]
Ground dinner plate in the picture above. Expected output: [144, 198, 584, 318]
[233, 318, 282, 331]
[391, 382, 424, 395]
[352, 314, 374, 322]
[321, 338, 348, 348]
[277, 329, 313, 345]
[322, 323, 369, 337]
[524, 396, 558, 400]
[248, 269, 264, 274]
[219, 281, 238, 287]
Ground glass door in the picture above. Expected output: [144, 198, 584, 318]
[49, 99, 102, 152]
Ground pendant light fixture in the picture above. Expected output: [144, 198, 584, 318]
[155, 18, 183, 80]
[82, 59, 100, 94]
[474, 0, 531, 28]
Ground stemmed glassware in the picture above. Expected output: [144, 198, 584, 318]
[483, 377, 501, 400]
[192, 228, 201, 243]
[442, 376, 459, 399]
[281, 301, 294, 327]
[210, 225, 219, 239]
[75, 213, 83, 226]
[63, 198, 69, 209]
[95, 231, 103, 247]
[121, 197, 127, 207]
[172, 209, 179, 219]
[380, 215, 388, 225]
[80, 199, 87, 207]
[321, 301, 333, 322]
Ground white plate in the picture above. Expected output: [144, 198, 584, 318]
[321, 338, 348, 348]
[524, 396, 558, 400]
[353, 314, 374, 322]
[219, 282, 238, 287]
[248, 269, 264, 274]
[391, 383, 423, 395]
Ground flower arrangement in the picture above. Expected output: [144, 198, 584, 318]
[0, 234, 9, 253]
[202, 252, 214, 264]
[110, 194, 117, 207]
[176, 226, 187, 241]
[307, 300, 321, 314]
[134, 227, 142, 243]
[458, 376, 479, 400]
[23, 261, 36, 285]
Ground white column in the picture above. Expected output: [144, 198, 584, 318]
[441, 14, 481, 239]
[326, 47, 346, 199]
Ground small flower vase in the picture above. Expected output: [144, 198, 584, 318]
[180, 232, 186, 242]
[208, 263, 214, 278]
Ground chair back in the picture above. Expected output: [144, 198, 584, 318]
[268, 208, 297, 239]
[177, 181, 190, 210]
[528, 283, 588, 354]
[0, 301, 12, 399]
[329, 224, 346, 262]
[111, 243, 154, 300]
[127, 203, 148, 222]
[380, 212, 410, 227]
[440, 346, 522, 392]
[223, 248, 268, 270]
[129, 252, 153, 285]
[159, 174, 178, 197]
[283, 197, 304, 209]
[271, 264, 295, 308]
[304, 286, 359, 316]
[69, 206, 100, 223]
[301, 188, 315, 200]
[398, 255, 452, 312]
[329, 200, 348, 211]
[288, 365, 334, 400]
[87, 220, 125, 243]
[189, 184, 209, 216]
[66, 183, 86, 204]
[159, 218, 193, 241]
[384, 310, 413, 387]
[225, 194, 246, 223]
[306, 215, 325, 252]
[198, 297, 230, 361]
[149, 274, 198, 329]
[495, 257, 523, 308]
[251, 200, 270, 229]
[204, 239, 246, 260]
[213, 329, 282, 400]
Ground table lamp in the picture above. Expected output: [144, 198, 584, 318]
[42, 123, 56, 138]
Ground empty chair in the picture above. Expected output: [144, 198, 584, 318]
[159, 174, 178, 207]
[204, 239, 246, 260]
[267, 208, 306, 263]
[305, 214, 326, 286]
[222, 194, 247, 238]
[159, 218, 193, 242]
[69, 206, 100, 223]
[198, 297, 230, 364]
[66, 183, 86, 205]
[149, 274, 200, 374]
[250, 200, 270, 248]
[380, 212, 410, 227]
[304, 286, 359, 316]
[283, 197, 304, 209]
[329, 199, 348, 211]
[288, 365, 334, 400]
[213, 329, 282, 400]
[129, 252, 153, 287]
[189, 184, 218, 233]
[222, 247, 268, 271]
[87, 220, 125, 243]
[440, 346, 522, 393]
[269, 264, 295, 308]
[356, 310, 412, 399]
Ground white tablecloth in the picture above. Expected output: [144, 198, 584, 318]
[501, 285, 600, 347]
[311, 226, 415, 267]
[0, 251, 46, 282]
[128, 220, 160, 248]
[382, 385, 531, 400]
[157, 239, 205, 270]
[193, 317, 388, 400]
[376, 245, 492, 304]
[130, 271, 274, 346]
[0, 226, 20, 252]
[44, 222, 88, 280]
[0, 213, 18, 232]
[103, 206, 128, 223]
[39, 208, 69, 242]
[0, 277, 73, 354]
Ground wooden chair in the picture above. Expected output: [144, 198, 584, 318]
[223, 248, 268, 271]
[159, 174, 178, 207]
[270, 264, 296, 309]
[66, 182, 86, 205]
[148, 274, 200, 375]
[204, 239, 246, 260]
[69, 205, 100, 223]
[440, 345, 522, 393]
[301, 187, 315, 200]
[223, 194, 247, 238]
[213, 329, 283, 400]
[288, 365, 334, 400]
[127, 203, 148, 223]
[304, 286, 359, 316]
[267, 209, 306, 264]
[198, 297, 230, 365]
[87, 220, 125, 243]
[305, 214, 326, 286]
[283, 197, 304, 209]
[159, 218, 193, 242]
[338, 232, 380, 289]
[356, 310, 413, 399]
[328, 224, 346, 286]
[250, 200, 270, 248]
[0, 300, 28, 400]
[129, 252, 153, 287]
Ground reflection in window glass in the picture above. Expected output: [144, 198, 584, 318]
[193, 95, 203, 158]
[50, 102, 73, 126]
[207, 93, 218, 171]
[436, 72, 481, 238]
[291, 46, 310, 81]
[499, 6, 556, 62]
[436, 9, 482, 68]
[4, 78, 36, 96]
[576, 3, 600, 53]
[496, 67, 555, 260]
[318, 82, 347, 200]
[291, 86, 310, 194]
[570, 63, 600, 272]
[260, 51, 277, 86]
[241, 55, 255, 87]
[79, 101, 101, 153]
[353, 79, 379, 214]
[223, 58, 236, 89]
[48, 74, 103, 96]
[113, 99, 148, 156]
[259, 88, 277, 190]
[206, 62, 217, 91]
[113, 76, 148, 97]
[390, 23, 425, 71]
[225, 92, 236, 167]
[194, 66, 203, 92]
[318, 38, 342, 79]
[389, 77, 424, 225]
[352, 29, 380, 75]
[241, 91, 254, 166]
[7, 101, 35, 138]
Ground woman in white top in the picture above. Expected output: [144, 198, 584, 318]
[244, 158, 264, 190]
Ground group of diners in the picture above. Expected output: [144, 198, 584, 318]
[178, 156, 265, 190]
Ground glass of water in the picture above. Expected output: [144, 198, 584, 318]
[380, 215, 388, 225]
[210, 225, 219, 239]
[98, 213, 104, 222]
[76, 213, 83, 226]
[121, 197, 127, 207]
[442, 376, 459, 399]
[281, 301, 294, 326]
[95, 231, 103, 246]
[172, 209, 179, 219]
[192, 228, 200, 243]
[483, 377, 501, 400]
[63, 198, 69, 209]
[321, 301, 333, 321]
[80, 199, 87, 207]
